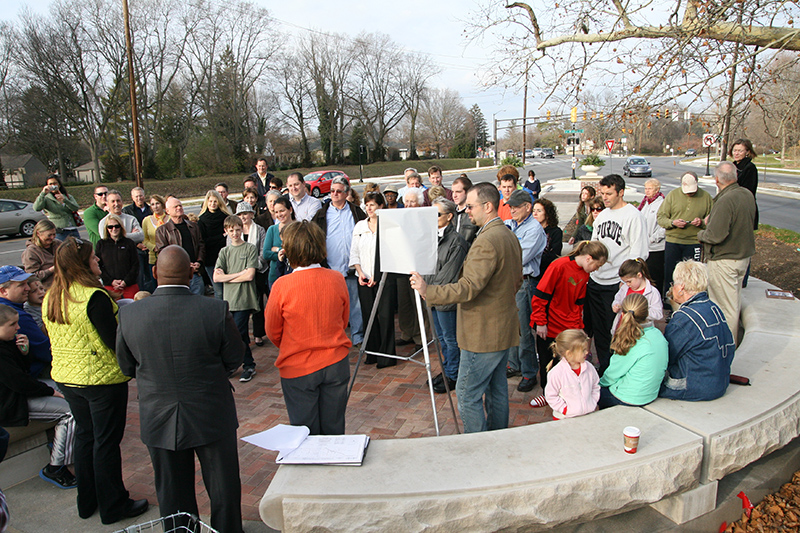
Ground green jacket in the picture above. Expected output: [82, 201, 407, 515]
[600, 326, 668, 405]
[32, 191, 80, 231]
[656, 188, 713, 245]
[44, 284, 128, 386]
[83, 204, 106, 245]
[696, 183, 756, 261]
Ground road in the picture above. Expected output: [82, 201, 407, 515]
[0, 156, 795, 267]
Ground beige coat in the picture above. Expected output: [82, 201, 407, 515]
[427, 217, 522, 353]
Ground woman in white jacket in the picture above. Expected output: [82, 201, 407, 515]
[638, 179, 666, 300]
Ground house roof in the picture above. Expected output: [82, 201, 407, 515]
[1, 153, 37, 169]
[73, 161, 103, 171]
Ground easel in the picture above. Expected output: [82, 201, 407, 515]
[346, 272, 461, 436]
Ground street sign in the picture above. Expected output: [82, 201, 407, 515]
[605, 139, 615, 152]
[702, 133, 716, 147]
[565, 129, 584, 134]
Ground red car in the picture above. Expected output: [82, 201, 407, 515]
[303, 170, 350, 198]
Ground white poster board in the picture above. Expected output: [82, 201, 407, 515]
[377, 207, 437, 275]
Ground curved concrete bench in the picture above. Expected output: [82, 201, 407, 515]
[261, 408, 702, 531]
[259, 278, 800, 531]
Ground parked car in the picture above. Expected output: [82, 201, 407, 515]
[540, 148, 555, 158]
[0, 199, 47, 238]
[303, 170, 350, 198]
[531, 147, 544, 158]
[685, 148, 697, 157]
[524, 149, 534, 159]
[622, 157, 652, 178]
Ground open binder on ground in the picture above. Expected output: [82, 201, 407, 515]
[242, 424, 370, 466]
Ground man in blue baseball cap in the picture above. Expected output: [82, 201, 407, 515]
[0, 266, 52, 379]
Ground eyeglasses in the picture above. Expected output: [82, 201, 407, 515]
[107, 224, 121, 230]
[590, 207, 604, 212]
[95, 191, 108, 196]
[67, 237, 85, 248]
[330, 189, 346, 194]
[465, 202, 487, 211]
[437, 212, 449, 217]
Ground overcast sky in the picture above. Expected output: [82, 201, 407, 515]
[6, 0, 532, 137]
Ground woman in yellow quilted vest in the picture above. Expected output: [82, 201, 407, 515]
[42, 237, 149, 525]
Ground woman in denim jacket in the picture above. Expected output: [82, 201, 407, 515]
[660, 260, 735, 401]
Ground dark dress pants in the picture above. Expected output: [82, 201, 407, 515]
[280, 356, 350, 435]
[148, 431, 242, 533]
[251, 270, 268, 339]
[357, 279, 397, 367]
[535, 336, 556, 390]
[585, 280, 618, 376]
[60, 382, 130, 523]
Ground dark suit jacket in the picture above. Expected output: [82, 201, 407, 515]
[116, 286, 244, 450]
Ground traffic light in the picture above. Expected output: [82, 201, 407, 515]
[570, 107, 578, 123]
[591, 111, 596, 119]
[599, 112, 604, 120]
[655, 110, 661, 119]
[664, 108, 670, 120]
[546, 110, 551, 119]
[621, 128, 626, 134]
[583, 111, 588, 121]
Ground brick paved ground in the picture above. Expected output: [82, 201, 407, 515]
[119, 330, 553, 522]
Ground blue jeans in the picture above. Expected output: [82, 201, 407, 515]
[137, 249, 155, 293]
[231, 310, 254, 369]
[432, 309, 459, 380]
[56, 228, 80, 241]
[508, 278, 538, 379]
[189, 272, 204, 296]
[663, 242, 701, 299]
[345, 275, 364, 345]
[598, 386, 638, 409]
[205, 265, 223, 300]
[456, 348, 512, 433]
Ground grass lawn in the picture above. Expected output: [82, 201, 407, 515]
[2, 158, 493, 208]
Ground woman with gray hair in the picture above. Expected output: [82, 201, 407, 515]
[660, 260, 735, 401]
[424, 198, 469, 393]
[638, 178, 666, 296]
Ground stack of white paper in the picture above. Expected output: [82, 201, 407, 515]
[242, 424, 370, 466]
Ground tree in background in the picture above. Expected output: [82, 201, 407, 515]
[468, 104, 488, 152]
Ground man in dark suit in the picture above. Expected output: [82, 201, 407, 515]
[116, 246, 244, 533]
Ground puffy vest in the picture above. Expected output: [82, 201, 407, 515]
[43, 284, 128, 386]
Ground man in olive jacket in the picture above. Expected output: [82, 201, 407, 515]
[697, 161, 756, 342]
[410, 182, 522, 433]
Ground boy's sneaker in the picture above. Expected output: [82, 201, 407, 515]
[239, 367, 256, 382]
[39, 465, 77, 489]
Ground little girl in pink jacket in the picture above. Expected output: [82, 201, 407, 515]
[543, 329, 600, 420]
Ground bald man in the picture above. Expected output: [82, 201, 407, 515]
[117, 245, 244, 533]
[697, 161, 756, 342]
[155, 198, 205, 295]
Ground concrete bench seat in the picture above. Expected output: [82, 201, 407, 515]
[260, 408, 702, 532]
[1, 421, 57, 488]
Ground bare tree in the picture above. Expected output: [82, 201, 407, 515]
[418, 88, 468, 156]
[272, 50, 316, 167]
[399, 52, 440, 160]
[471, 0, 800, 154]
[15, 0, 127, 182]
[300, 32, 353, 165]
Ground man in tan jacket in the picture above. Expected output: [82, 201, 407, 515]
[411, 182, 522, 433]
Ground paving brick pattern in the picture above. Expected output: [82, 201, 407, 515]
[119, 335, 553, 522]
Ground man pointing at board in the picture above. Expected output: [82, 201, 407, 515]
[410, 182, 522, 433]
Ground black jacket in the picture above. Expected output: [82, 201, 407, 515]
[734, 158, 759, 228]
[423, 224, 469, 312]
[310, 200, 366, 233]
[0, 339, 54, 427]
[96, 237, 140, 287]
[454, 208, 477, 246]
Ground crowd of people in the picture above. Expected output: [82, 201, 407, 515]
[0, 143, 760, 529]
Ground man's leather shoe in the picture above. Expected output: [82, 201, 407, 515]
[433, 376, 457, 393]
[506, 367, 521, 378]
[101, 498, 149, 525]
[395, 338, 413, 346]
[428, 372, 444, 387]
[517, 377, 537, 393]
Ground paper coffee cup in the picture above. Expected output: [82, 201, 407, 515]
[623, 426, 640, 454]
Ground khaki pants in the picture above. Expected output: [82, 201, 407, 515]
[706, 258, 749, 342]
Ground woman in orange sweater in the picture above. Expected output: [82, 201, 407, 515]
[265, 221, 352, 435]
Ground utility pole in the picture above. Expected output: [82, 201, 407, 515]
[522, 63, 529, 164]
[122, 0, 143, 188]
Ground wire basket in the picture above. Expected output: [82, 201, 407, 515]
[114, 512, 217, 533]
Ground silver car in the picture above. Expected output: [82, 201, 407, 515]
[622, 157, 652, 178]
[0, 199, 47, 237]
